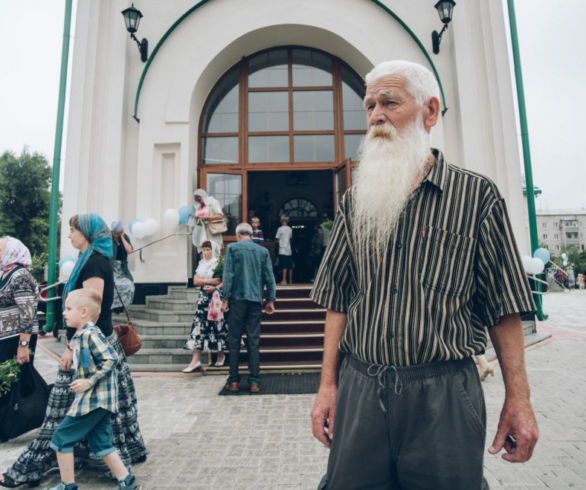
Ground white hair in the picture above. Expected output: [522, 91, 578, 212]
[365, 60, 440, 106]
[235, 222, 253, 236]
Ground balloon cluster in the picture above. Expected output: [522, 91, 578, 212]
[58, 256, 76, 280]
[127, 205, 194, 240]
[522, 247, 551, 275]
[129, 219, 159, 240]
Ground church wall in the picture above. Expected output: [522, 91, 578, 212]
[61, 0, 531, 284]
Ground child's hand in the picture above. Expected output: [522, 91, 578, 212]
[70, 379, 91, 393]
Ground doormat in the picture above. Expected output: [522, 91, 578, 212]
[218, 372, 320, 396]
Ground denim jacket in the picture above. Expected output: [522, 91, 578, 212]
[222, 238, 276, 303]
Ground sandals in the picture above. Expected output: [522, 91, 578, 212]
[0, 473, 40, 488]
[214, 356, 226, 367]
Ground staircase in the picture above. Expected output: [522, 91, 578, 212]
[122, 285, 325, 372]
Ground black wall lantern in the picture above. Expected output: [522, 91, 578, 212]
[122, 3, 148, 62]
[432, 0, 456, 54]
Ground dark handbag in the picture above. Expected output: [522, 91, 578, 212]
[113, 285, 142, 357]
[0, 362, 51, 442]
[208, 219, 227, 235]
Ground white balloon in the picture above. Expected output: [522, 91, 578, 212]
[59, 261, 75, 281]
[132, 221, 147, 239]
[144, 218, 158, 236]
[561, 253, 568, 259]
[163, 208, 179, 227]
[522, 256, 545, 275]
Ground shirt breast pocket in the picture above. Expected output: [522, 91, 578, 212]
[80, 348, 92, 368]
[419, 226, 476, 297]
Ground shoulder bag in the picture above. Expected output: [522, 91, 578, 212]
[208, 219, 227, 235]
[113, 285, 142, 356]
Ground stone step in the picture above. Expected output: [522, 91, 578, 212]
[127, 345, 325, 365]
[146, 297, 195, 311]
[263, 308, 326, 322]
[166, 288, 199, 301]
[113, 317, 193, 336]
[129, 360, 321, 373]
[138, 331, 324, 350]
[127, 306, 194, 322]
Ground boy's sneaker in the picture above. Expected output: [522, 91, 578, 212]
[119, 474, 141, 489]
[43, 483, 78, 490]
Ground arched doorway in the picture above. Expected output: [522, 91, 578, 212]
[198, 46, 366, 281]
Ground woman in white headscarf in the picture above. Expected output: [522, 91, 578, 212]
[189, 189, 225, 253]
[0, 236, 39, 366]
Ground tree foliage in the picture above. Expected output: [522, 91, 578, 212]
[0, 149, 53, 258]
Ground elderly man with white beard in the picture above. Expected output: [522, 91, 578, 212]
[310, 60, 538, 490]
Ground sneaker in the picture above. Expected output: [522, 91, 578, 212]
[119, 474, 141, 489]
[43, 483, 78, 490]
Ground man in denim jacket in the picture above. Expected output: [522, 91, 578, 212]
[222, 222, 276, 393]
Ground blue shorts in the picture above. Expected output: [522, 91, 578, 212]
[50, 408, 115, 456]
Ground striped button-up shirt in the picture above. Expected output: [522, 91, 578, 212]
[68, 322, 119, 417]
[311, 150, 535, 367]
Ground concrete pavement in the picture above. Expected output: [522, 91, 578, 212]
[1, 290, 585, 489]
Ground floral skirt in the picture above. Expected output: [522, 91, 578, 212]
[184, 289, 228, 352]
[5, 333, 148, 484]
[111, 261, 134, 309]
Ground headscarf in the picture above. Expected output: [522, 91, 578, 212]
[111, 220, 124, 232]
[62, 213, 113, 306]
[0, 236, 32, 272]
[193, 189, 210, 211]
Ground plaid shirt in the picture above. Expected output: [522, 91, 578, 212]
[68, 321, 119, 417]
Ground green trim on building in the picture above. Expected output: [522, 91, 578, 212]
[507, 0, 546, 320]
[132, 0, 448, 121]
[46, 0, 73, 331]
[368, 0, 448, 115]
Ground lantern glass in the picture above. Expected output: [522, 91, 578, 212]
[434, 0, 455, 24]
[122, 4, 143, 34]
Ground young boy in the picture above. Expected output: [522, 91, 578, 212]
[275, 215, 293, 285]
[47, 289, 139, 490]
[251, 217, 264, 245]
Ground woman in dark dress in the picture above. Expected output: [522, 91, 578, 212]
[0, 214, 147, 488]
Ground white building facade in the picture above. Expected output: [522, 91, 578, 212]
[61, 0, 532, 286]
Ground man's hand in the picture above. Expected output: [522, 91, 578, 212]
[489, 395, 538, 462]
[264, 301, 275, 315]
[70, 379, 91, 393]
[203, 285, 216, 293]
[16, 345, 30, 364]
[60, 348, 73, 370]
[311, 383, 338, 448]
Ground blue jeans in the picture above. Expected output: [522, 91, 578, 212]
[227, 300, 262, 386]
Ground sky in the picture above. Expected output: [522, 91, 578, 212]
[0, 0, 584, 211]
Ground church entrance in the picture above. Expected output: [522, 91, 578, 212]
[247, 170, 333, 283]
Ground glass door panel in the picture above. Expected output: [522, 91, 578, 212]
[206, 173, 243, 235]
[334, 159, 352, 213]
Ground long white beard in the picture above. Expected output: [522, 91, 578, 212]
[353, 118, 431, 256]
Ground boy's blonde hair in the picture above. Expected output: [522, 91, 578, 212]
[67, 288, 101, 317]
[251, 217, 260, 224]
[280, 215, 289, 224]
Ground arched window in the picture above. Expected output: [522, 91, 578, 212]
[199, 46, 366, 234]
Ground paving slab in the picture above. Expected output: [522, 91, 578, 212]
[1, 290, 585, 489]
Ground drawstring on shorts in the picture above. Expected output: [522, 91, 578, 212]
[366, 364, 403, 413]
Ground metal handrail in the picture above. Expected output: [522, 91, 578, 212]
[129, 232, 191, 263]
[39, 280, 64, 303]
